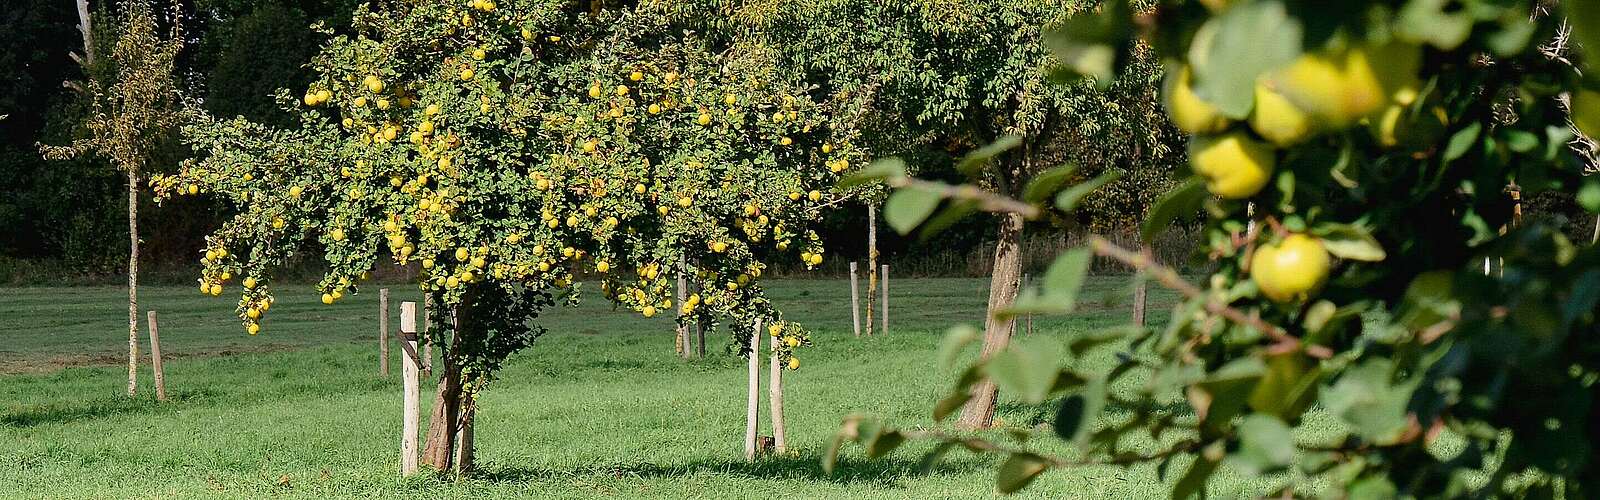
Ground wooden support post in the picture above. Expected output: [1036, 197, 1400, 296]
[745, 320, 762, 461]
[146, 311, 166, 401]
[849, 262, 861, 337]
[880, 264, 889, 336]
[422, 295, 433, 378]
[399, 301, 421, 476]
[768, 325, 787, 454]
[379, 289, 390, 377]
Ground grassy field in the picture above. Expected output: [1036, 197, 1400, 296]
[0, 276, 1282, 499]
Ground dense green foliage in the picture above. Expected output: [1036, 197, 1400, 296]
[838, 0, 1600, 497]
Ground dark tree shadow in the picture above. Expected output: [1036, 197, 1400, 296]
[469, 452, 989, 488]
[1, 388, 221, 428]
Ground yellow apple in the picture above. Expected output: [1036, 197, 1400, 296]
[1251, 233, 1331, 302]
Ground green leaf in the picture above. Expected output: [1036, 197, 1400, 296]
[996, 453, 1050, 494]
[937, 325, 980, 369]
[1021, 164, 1078, 204]
[1248, 350, 1320, 421]
[838, 158, 907, 188]
[1042, 247, 1093, 302]
[1142, 177, 1208, 243]
[864, 430, 905, 459]
[1577, 178, 1600, 213]
[1054, 170, 1122, 213]
[884, 185, 943, 234]
[956, 135, 1022, 178]
[1171, 445, 1221, 500]
[1188, 1, 1303, 118]
[916, 442, 958, 474]
[1040, 1, 1131, 86]
[1578, 89, 1600, 147]
[933, 390, 973, 423]
[1443, 122, 1481, 162]
[1053, 377, 1105, 446]
[917, 199, 980, 241]
[1313, 223, 1387, 261]
[1232, 415, 1294, 476]
[1347, 476, 1399, 500]
[1320, 359, 1416, 444]
[1503, 130, 1539, 153]
[1566, 1, 1600, 67]
[1398, 0, 1472, 50]
[1192, 357, 1265, 433]
[822, 431, 846, 474]
[987, 340, 1066, 404]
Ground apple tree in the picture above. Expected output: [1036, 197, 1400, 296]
[153, 0, 864, 471]
[831, 0, 1600, 497]
[762, 0, 1182, 428]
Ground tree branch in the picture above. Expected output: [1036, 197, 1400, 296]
[1087, 235, 1333, 359]
[888, 177, 1043, 219]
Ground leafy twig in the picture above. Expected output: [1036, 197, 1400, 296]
[887, 177, 1043, 219]
[1087, 236, 1333, 359]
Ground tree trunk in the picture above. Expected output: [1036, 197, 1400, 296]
[866, 208, 877, 336]
[454, 395, 477, 474]
[767, 328, 787, 454]
[745, 321, 762, 461]
[957, 212, 1025, 429]
[422, 307, 465, 471]
[127, 171, 139, 397]
[75, 0, 94, 67]
[676, 258, 690, 358]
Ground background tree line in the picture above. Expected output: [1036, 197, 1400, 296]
[5, 0, 1590, 286]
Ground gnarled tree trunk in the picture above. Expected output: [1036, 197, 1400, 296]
[957, 211, 1025, 429]
[422, 306, 465, 471]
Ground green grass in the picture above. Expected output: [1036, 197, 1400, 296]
[0, 277, 1266, 498]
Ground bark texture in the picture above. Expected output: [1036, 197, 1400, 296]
[127, 171, 139, 397]
[957, 211, 1025, 429]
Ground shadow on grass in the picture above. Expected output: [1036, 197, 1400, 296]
[0, 388, 227, 428]
[470, 452, 988, 488]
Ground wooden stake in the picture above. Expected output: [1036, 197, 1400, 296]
[768, 325, 787, 454]
[399, 301, 421, 476]
[379, 289, 390, 377]
[880, 264, 889, 336]
[745, 320, 762, 461]
[146, 311, 166, 401]
[849, 262, 861, 337]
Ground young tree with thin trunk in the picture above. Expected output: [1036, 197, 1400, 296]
[43, 0, 183, 398]
[155, 0, 849, 472]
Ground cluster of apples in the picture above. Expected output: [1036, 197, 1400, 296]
[1165, 38, 1433, 302]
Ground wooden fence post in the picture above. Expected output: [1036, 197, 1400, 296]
[880, 264, 889, 336]
[146, 311, 166, 401]
[379, 289, 390, 377]
[768, 325, 787, 454]
[745, 320, 762, 461]
[399, 301, 420, 476]
[849, 262, 861, 337]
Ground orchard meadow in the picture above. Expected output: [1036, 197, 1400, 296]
[6, 0, 1600, 498]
